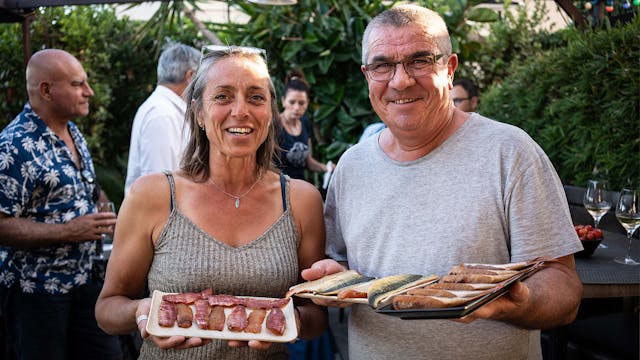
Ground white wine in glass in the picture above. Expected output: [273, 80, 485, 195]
[583, 180, 611, 248]
[96, 201, 116, 260]
[614, 188, 640, 266]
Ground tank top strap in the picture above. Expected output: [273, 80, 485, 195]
[162, 170, 176, 212]
[280, 173, 289, 212]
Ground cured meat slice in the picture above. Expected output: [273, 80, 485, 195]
[175, 303, 193, 328]
[392, 294, 474, 309]
[194, 299, 211, 330]
[266, 307, 286, 336]
[461, 260, 537, 271]
[163, 291, 206, 305]
[244, 297, 290, 309]
[158, 300, 177, 327]
[440, 273, 516, 284]
[448, 266, 519, 276]
[208, 294, 246, 307]
[208, 306, 226, 331]
[426, 282, 495, 291]
[227, 305, 248, 332]
[406, 287, 487, 298]
[245, 309, 267, 333]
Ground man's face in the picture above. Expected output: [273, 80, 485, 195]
[361, 24, 456, 136]
[48, 59, 94, 118]
[451, 85, 476, 112]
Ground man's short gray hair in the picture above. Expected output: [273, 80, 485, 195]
[361, 4, 452, 65]
[157, 43, 200, 85]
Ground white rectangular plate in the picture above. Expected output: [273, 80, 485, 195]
[145, 290, 298, 343]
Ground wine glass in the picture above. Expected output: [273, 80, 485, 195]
[614, 188, 640, 265]
[583, 180, 611, 248]
[96, 201, 116, 260]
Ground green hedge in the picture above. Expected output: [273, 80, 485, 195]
[478, 17, 640, 190]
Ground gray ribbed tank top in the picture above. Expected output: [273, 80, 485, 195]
[139, 172, 299, 360]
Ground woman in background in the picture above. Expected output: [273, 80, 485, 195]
[276, 70, 330, 181]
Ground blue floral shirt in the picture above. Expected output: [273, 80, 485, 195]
[0, 104, 99, 294]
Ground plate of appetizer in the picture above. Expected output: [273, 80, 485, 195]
[146, 289, 298, 342]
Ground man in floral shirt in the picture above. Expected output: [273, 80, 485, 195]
[0, 49, 121, 359]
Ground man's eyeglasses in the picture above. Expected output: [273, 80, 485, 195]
[364, 54, 448, 82]
[452, 97, 470, 105]
[200, 45, 268, 63]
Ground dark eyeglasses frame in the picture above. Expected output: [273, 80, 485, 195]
[364, 54, 448, 82]
[452, 97, 470, 105]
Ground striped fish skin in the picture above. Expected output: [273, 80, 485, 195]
[316, 274, 375, 295]
[368, 274, 424, 308]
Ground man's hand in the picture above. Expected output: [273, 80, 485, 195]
[301, 259, 346, 281]
[64, 212, 117, 242]
[457, 281, 530, 324]
[300, 259, 350, 308]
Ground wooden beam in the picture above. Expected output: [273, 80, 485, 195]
[554, 0, 588, 30]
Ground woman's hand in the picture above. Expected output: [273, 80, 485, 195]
[227, 340, 273, 351]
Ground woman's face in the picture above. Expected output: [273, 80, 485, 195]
[281, 89, 308, 122]
[199, 56, 273, 159]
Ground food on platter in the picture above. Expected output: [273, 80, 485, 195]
[336, 280, 373, 300]
[367, 274, 439, 308]
[285, 270, 374, 298]
[288, 271, 438, 308]
[288, 259, 547, 317]
[266, 307, 287, 336]
[146, 290, 298, 342]
[391, 260, 545, 311]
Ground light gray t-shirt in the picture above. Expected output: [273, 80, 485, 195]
[325, 114, 582, 360]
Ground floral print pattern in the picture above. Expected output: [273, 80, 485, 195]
[0, 104, 98, 294]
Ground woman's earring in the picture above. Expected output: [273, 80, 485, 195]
[198, 122, 205, 130]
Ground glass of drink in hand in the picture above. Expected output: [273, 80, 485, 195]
[584, 180, 611, 248]
[614, 189, 640, 265]
[96, 201, 116, 260]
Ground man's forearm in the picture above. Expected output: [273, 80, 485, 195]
[499, 258, 583, 329]
[0, 217, 70, 248]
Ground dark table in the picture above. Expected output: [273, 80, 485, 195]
[575, 230, 640, 298]
[543, 230, 640, 360]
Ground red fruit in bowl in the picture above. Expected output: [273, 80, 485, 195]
[593, 229, 603, 239]
[586, 232, 595, 240]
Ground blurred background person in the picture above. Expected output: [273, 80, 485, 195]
[452, 77, 478, 112]
[0, 49, 121, 360]
[124, 43, 200, 195]
[96, 46, 327, 359]
[276, 69, 331, 182]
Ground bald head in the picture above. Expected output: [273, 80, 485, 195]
[25, 49, 93, 125]
[26, 49, 80, 98]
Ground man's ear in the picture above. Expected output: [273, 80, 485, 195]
[185, 69, 195, 83]
[40, 82, 52, 100]
[470, 96, 479, 112]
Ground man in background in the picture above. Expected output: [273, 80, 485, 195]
[124, 43, 200, 195]
[452, 77, 479, 112]
[0, 49, 121, 360]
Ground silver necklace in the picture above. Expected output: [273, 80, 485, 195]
[208, 171, 263, 209]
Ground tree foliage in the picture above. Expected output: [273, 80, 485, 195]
[0, 5, 202, 205]
[478, 16, 640, 190]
